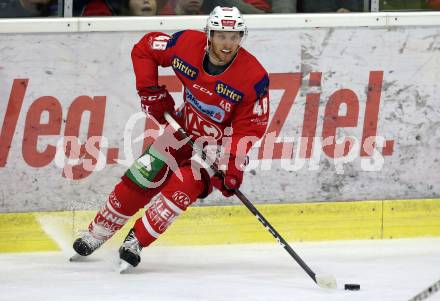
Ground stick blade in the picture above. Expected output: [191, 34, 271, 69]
[315, 274, 337, 289]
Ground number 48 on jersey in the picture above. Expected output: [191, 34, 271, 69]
[253, 96, 268, 116]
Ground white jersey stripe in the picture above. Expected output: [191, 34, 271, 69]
[162, 194, 183, 215]
[142, 215, 160, 238]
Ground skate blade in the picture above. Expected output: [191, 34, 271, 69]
[69, 253, 86, 262]
[117, 260, 133, 274]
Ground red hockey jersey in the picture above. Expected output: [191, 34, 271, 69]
[131, 30, 269, 158]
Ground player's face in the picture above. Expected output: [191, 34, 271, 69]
[209, 31, 242, 66]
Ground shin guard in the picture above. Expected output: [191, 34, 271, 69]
[134, 165, 206, 247]
[87, 180, 155, 241]
[88, 190, 132, 241]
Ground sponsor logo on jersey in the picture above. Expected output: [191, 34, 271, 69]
[97, 210, 126, 226]
[185, 105, 223, 140]
[95, 205, 128, 231]
[193, 84, 214, 96]
[185, 88, 225, 123]
[215, 81, 243, 104]
[172, 56, 199, 80]
[172, 191, 191, 208]
[147, 196, 177, 233]
[108, 191, 121, 209]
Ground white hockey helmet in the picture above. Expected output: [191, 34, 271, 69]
[205, 6, 248, 41]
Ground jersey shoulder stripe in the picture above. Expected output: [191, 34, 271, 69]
[166, 30, 186, 49]
[254, 73, 270, 100]
[167, 30, 205, 49]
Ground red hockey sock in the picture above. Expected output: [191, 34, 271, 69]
[88, 180, 157, 240]
[88, 189, 132, 240]
[133, 166, 205, 247]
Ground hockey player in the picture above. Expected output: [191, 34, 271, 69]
[72, 6, 270, 269]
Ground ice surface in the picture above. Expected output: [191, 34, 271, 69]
[1, 238, 440, 301]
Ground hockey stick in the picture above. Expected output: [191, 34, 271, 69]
[408, 279, 440, 301]
[164, 112, 337, 289]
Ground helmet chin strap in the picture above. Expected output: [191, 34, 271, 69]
[207, 48, 227, 66]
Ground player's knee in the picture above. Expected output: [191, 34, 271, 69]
[133, 165, 211, 247]
[113, 180, 153, 216]
[161, 165, 210, 210]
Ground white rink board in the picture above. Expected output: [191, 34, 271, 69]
[0, 25, 440, 212]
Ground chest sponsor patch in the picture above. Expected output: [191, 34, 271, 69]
[172, 56, 199, 80]
[185, 105, 224, 141]
[215, 81, 243, 104]
[185, 87, 225, 123]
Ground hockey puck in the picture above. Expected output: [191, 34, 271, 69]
[344, 284, 360, 290]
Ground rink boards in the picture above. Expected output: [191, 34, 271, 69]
[1, 14, 440, 253]
[1, 14, 440, 213]
[1, 198, 439, 253]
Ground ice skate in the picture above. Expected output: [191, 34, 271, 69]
[70, 231, 106, 261]
[118, 228, 143, 273]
